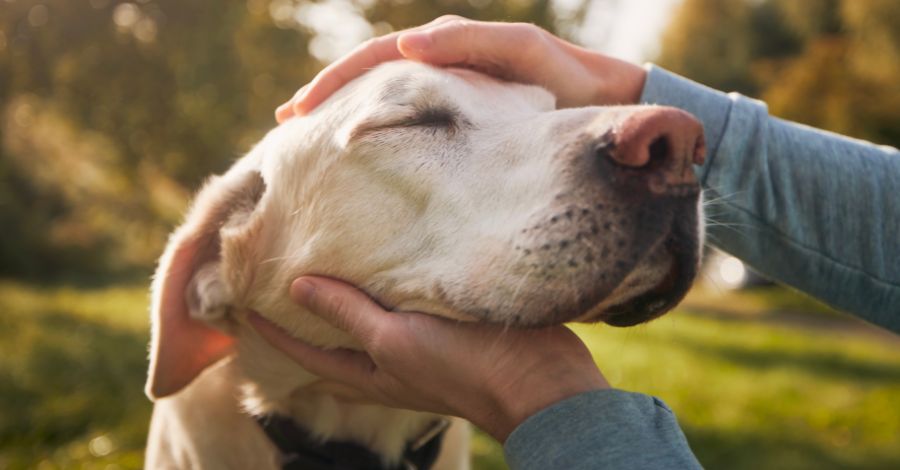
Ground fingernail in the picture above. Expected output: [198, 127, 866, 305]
[292, 86, 312, 111]
[275, 102, 291, 122]
[290, 278, 317, 304]
[400, 32, 432, 53]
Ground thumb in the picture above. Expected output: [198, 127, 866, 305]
[247, 311, 376, 388]
[289, 276, 388, 345]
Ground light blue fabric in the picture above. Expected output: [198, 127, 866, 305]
[641, 65, 900, 332]
[503, 65, 900, 469]
[504, 390, 702, 470]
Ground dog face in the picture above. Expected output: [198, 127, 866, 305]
[147, 61, 705, 398]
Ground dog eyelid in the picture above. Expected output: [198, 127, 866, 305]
[404, 106, 458, 128]
[349, 106, 465, 141]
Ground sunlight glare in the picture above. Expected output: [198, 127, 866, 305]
[297, 0, 374, 63]
[579, 0, 682, 62]
[718, 256, 747, 288]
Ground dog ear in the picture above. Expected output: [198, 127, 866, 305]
[146, 169, 266, 400]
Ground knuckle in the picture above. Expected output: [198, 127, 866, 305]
[446, 20, 478, 56]
[514, 24, 550, 60]
[365, 315, 403, 355]
[433, 14, 465, 24]
[436, 16, 474, 35]
[455, 18, 475, 31]
[366, 324, 389, 354]
[511, 22, 544, 45]
[325, 292, 354, 320]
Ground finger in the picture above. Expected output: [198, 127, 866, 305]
[292, 34, 405, 116]
[398, 20, 543, 70]
[247, 311, 376, 387]
[275, 85, 308, 123]
[288, 16, 462, 116]
[289, 276, 390, 344]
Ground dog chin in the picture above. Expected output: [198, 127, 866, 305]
[463, 237, 698, 328]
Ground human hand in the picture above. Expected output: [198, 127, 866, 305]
[275, 16, 647, 122]
[248, 276, 609, 442]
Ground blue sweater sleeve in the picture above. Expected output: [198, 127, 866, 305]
[641, 65, 900, 333]
[504, 390, 702, 470]
[503, 65, 900, 470]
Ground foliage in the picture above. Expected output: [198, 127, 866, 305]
[0, 0, 584, 281]
[1, 282, 898, 469]
[0, 282, 150, 469]
[657, 0, 900, 147]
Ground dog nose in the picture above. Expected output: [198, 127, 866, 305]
[600, 107, 706, 194]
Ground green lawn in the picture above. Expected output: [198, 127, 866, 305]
[1, 282, 898, 469]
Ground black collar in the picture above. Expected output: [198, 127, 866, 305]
[255, 414, 449, 470]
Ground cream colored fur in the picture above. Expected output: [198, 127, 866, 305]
[145, 61, 703, 468]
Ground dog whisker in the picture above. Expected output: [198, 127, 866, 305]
[700, 187, 747, 209]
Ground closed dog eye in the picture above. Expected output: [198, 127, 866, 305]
[349, 106, 466, 141]
[403, 106, 458, 129]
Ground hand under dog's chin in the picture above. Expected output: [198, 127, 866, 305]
[298, 380, 381, 405]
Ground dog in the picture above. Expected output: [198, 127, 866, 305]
[144, 60, 706, 469]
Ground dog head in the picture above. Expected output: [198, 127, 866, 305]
[147, 61, 705, 398]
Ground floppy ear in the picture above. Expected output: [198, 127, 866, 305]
[146, 169, 266, 400]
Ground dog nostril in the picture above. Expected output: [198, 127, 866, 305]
[593, 138, 615, 161]
[604, 107, 704, 170]
[647, 136, 670, 169]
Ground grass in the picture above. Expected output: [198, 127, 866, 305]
[1, 281, 898, 469]
[0, 283, 150, 470]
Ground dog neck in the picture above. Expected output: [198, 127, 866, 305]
[232, 329, 442, 466]
[256, 413, 449, 470]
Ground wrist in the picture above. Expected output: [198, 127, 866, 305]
[585, 53, 648, 105]
[480, 365, 609, 442]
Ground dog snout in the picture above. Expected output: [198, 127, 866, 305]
[595, 107, 706, 196]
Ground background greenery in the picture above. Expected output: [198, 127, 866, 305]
[1, 0, 898, 468]
[1, 283, 897, 469]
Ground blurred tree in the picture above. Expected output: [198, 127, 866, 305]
[0, 0, 588, 281]
[657, 0, 900, 147]
[656, 0, 759, 94]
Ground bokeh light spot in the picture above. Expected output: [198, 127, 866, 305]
[113, 3, 140, 29]
[12, 100, 35, 128]
[718, 256, 748, 289]
[134, 18, 158, 43]
[28, 4, 49, 27]
[88, 434, 115, 457]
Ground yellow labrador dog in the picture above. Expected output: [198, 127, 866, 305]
[145, 60, 706, 469]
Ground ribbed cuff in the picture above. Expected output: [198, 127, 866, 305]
[504, 389, 700, 470]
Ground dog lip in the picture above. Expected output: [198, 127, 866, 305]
[599, 230, 698, 327]
[602, 265, 679, 326]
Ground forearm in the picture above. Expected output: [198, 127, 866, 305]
[640, 65, 900, 332]
[504, 389, 702, 470]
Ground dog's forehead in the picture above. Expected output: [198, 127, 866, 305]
[258, 61, 557, 178]
[357, 61, 556, 112]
